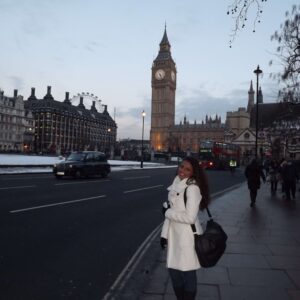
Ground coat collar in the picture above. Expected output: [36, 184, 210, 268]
[167, 176, 195, 193]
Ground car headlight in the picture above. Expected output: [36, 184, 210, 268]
[69, 165, 73, 168]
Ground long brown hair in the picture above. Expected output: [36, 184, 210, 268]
[182, 156, 211, 210]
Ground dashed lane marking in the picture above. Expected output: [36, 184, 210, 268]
[123, 185, 164, 194]
[54, 179, 110, 186]
[10, 195, 106, 213]
[0, 185, 36, 190]
[122, 176, 151, 180]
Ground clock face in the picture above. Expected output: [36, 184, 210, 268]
[171, 71, 176, 81]
[155, 69, 165, 80]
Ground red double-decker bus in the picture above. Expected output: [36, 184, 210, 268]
[198, 141, 240, 170]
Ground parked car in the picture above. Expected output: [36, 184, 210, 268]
[53, 151, 110, 179]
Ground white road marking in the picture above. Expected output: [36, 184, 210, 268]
[123, 176, 150, 180]
[10, 195, 106, 213]
[54, 179, 110, 186]
[103, 223, 162, 299]
[0, 185, 36, 190]
[123, 184, 164, 194]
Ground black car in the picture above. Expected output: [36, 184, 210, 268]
[53, 151, 111, 179]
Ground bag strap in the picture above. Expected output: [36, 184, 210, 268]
[184, 185, 212, 233]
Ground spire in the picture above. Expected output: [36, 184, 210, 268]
[160, 25, 170, 48]
[154, 25, 174, 63]
[249, 80, 254, 92]
[247, 80, 255, 113]
[258, 87, 263, 104]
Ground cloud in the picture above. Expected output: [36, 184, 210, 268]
[175, 87, 248, 124]
[7, 76, 24, 91]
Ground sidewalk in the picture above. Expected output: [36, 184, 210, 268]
[116, 182, 300, 300]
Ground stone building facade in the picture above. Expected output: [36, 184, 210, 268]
[0, 89, 34, 152]
[150, 28, 225, 153]
[24, 86, 117, 155]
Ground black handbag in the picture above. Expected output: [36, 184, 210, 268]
[184, 187, 227, 268]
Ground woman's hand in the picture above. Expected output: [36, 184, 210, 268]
[160, 237, 167, 249]
[162, 201, 170, 215]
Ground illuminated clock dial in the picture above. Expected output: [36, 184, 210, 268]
[171, 71, 176, 81]
[155, 69, 165, 80]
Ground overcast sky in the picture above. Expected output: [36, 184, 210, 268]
[0, 0, 296, 140]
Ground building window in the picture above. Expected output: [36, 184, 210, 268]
[244, 132, 250, 139]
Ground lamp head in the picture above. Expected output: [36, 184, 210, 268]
[254, 65, 263, 75]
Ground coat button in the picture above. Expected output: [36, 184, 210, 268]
[177, 193, 179, 196]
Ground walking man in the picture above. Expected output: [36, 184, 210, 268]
[245, 158, 266, 207]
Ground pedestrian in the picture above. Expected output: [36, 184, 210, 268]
[160, 156, 210, 300]
[280, 159, 298, 200]
[269, 159, 280, 194]
[244, 158, 266, 207]
[263, 158, 270, 177]
[279, 158, 287, 196]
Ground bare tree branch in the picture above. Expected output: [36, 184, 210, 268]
[227, 0, 266, 47]
[270, 5, 300, 102]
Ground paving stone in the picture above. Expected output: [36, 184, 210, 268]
[143, 264, 168, 294]
[226, 242, 271, 255]
[218, 254, 269, 268]
[267, 244, 300, 256]
[286, 270, 300, 289]
[219, 285, 290, 300]
[265, 255, 300, 270]
[253, 235, 300, 246]
[221, 225, 239, 235]
[227, 234, 256, 244]
[288, 290, 300, 300]
[197, 267, 230, 285]
[140, 294, 163, 300]
[164, 284, 220, 300]
[228, 268, 295, 288]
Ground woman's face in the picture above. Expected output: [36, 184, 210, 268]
[178, 160, 194, 180]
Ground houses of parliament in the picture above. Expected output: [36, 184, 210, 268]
[150, 28, 254, 154]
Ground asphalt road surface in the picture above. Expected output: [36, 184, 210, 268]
[0, 167, 245, 299]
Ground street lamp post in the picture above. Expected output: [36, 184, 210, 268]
[254, 65, 262, 159]
[141, 110, 146, 168]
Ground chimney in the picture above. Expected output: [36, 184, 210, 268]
[64, 92, 71, 104]
[78, 96, 85, 109]
[14, 89, 18, 97]
[90, 100, 97, 112]
[28, 87, 37, 101]
[43, 85, 54, 100]
[103, 104, 108, 114]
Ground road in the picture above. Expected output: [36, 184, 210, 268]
[0, 167, 245, 299]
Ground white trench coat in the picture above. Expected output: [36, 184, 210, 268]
[161, 176, 203, 271]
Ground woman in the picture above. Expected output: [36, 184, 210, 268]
[244, 158, 266, 207]
[161, 156, 210, 300]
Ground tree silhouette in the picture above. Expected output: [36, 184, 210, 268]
[270, 5, 300, 102]
[227, 0, 267, 47]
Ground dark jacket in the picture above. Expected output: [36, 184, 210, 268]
[281, 161, 299, 182]
[245, 160, 266, 190]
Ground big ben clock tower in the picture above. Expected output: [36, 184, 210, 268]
[150, 27, 177, 152]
